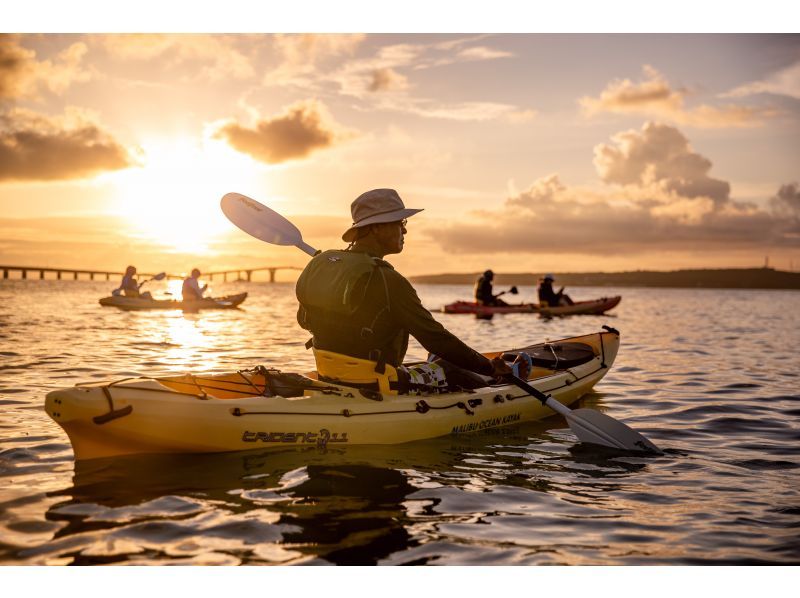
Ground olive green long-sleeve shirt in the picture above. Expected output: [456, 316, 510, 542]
[298, 253, 494, 376]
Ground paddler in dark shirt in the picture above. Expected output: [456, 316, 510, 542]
[296, 188, 513, 391]
[537, 274, 574, 307]
[474, 269, 508, 306]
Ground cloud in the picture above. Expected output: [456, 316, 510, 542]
[456, 46, 514, 61]
[726, 60, 800, 100]
[580, 65, 766, 128]
[769, 182, 800, 236]
[428, 124, 799, 255]
[593, 122, 731, 207]
[264, 34, 531, 123]
[213, 99, 356, 164]
[0, 108, 136, 181]
[0, 34, 91, 101]
[367, 68, 409, 92]
[100, 34, 256, 81]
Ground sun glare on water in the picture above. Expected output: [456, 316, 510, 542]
[111, 137, 263, 254]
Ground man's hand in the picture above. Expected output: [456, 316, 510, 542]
[490, 356, 512, 380]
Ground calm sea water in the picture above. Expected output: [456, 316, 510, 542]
[0, 279, 798, 565]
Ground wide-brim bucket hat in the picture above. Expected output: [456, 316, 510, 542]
[342, 188, 423, 242]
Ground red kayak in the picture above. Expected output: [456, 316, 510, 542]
[442, 295, 621, 316]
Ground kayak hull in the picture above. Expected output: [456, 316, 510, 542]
[99, 292, 248, 310]
[443, 295, 621, 316]
[45, 330, 620, 461]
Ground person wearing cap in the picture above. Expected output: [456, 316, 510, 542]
[474, 269, 508, 307]
[295, 188, 515, 393]
[537, 274, 574, 307]
[182, 268, 208, 301]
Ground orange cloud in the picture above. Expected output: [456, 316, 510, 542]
[368, 68, 409, 92]
[213, 99, 356, 164]
[100, 33, 256, 81]
[0, 34, 90, 101]
[0, 108, 136, 181]
[580, 65, 766, 128]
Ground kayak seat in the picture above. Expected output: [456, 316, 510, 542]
[503, 342, 595, 370]
[313, 349, 400, 395]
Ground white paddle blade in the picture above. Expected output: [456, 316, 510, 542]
[221, 192, 317, 256]
[567, 408, 662, 454]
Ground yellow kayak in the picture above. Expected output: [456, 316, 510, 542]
[98, 292, 247, 311]
[45, 328, 620, 461]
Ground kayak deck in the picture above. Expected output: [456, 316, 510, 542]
[443, 295, 621, 316]
[45, 329, 620, 461]
[99, 292, 248, 311]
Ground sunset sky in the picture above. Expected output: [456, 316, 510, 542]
[2, 21, 799, 277]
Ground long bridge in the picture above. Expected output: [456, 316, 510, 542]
[0, 265, 301, 283]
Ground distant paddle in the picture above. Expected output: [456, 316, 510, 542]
[221, 192, 318, 256]
[506, 374, 662, 454]
[139, 272, 166, 288]
[495, 285, 518, 298]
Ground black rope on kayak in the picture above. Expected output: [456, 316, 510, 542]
[236, 369, 268, 396]
[92, 386, 134, 425]
[599, 333, 607, 368]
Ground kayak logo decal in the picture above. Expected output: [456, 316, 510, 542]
[451, 412, 521, 434]
[241, 428, 349, 447]
[237, 195, 263, 212]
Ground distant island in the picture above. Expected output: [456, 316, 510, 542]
[410, 268, 800, 290]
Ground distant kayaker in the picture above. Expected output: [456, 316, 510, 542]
[538, 274, 574, 307]
[182, 268, 208, 301]
[296, 188, 528, 393]
[474, 269, 508, 307]
[113, 265, 152, 299]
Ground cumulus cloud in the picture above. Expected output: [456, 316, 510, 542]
[213, 99, 356, 164]
[428, 125, 798, 255]
[726, 60, 800, 100]
[0, 108, 136, 181]
[593, 122, 731, 207]
[0, 34, 91, 101]
[100, 33, 256, 81]
[580, 65, 766, 128]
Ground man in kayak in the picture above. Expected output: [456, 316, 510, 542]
[182, 268, 208, 301]
[113, 265, 152, 299]
[296, 188, 526, 393]
[538, 274, 574, 307]
[474, 269, 508, 307]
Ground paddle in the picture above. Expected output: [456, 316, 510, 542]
[495, 285, 519, 298]
[506, 374, 662, 454]
[139, 272, 166, 289]
[221, 192, 318, 256]
[221, 192, 661, 454]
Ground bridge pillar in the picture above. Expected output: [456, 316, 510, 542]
[106, 273, 110, 281]
[224, 272, 227, 282]
[40, 270, 45, 279]
[58, 271, 62, 280]
[74, 271, 78, 280]
[246, 270, 252, 282]
[269, 268, 276, 283]
[22, 270, 27, 280]
[90, 272, 94, 280]
[3, 269, 8, 279]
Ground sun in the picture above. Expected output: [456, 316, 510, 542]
[110, 136, 264, 254]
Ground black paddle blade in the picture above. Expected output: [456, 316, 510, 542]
[509, 286, 519, 294]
